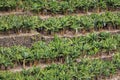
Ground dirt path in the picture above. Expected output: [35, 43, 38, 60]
[0, 29, 119, 39]
[0, 30, 39, 39]
[0, 30, 119, 47]
[0, 11, 100, 20]
[0, 11, 119, 19]
[41, 30, 120, 40]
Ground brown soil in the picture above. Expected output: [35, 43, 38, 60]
[0, 31, 41, 47]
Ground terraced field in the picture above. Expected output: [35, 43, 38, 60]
[0, 0, 120, 80]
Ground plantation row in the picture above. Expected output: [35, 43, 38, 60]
[0, 32, 120, 69]
[0, 12, 120, 34]
[0, 0, 120, 14]
[1, 52, 120, 80]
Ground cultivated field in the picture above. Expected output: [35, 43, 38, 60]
[0, 0, 120, 80]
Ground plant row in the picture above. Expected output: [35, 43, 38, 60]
[1, 52, 120, 80]
[0, 12, 120, 34]
[0, 0, 120, 14]
[0, 32, 120, 69]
